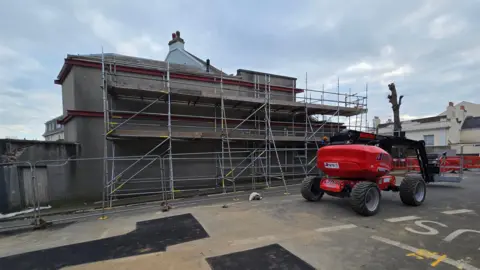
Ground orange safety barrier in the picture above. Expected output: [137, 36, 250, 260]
[392, 156, 480, 172]
[463, 156, 480, 170]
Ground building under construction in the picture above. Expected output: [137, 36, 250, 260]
[53, 31, 368, 204]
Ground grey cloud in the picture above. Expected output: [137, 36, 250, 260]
[0, 0, 479, 138]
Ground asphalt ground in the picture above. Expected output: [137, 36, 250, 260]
[0, 172, 478, 269]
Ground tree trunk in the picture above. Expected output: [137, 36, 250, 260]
[387, 83, 404, 137]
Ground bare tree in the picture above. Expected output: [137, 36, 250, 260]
[387, 83, 404, 137]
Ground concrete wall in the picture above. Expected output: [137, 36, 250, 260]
[62, 70, 76, 115]
[0, 140, 79, 211]
[0, 166, 21, 213]
[74, 66, 104, 111]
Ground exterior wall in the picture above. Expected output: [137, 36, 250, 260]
[460, 129, 480, 143]
[166, 49, 203, 68]
[404, 129, 449, 146]
[378, 124, 449, 146]
[110, 69, 293, 101]
[237, 70, 296, 88]
[74, 66, 104, 111]
[62, 70, 76, 115]
[66, 117, 105, 200]
[45, 132, 64, 141]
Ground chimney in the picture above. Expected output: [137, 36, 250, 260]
[206, 59, 210, 73]
[373, 116, 381, 128]
[168, 30, 185, 51]
[446, 101, 455, 120]
[457, 105, 466, 123]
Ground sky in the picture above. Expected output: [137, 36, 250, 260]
[0, 0, 479, 139]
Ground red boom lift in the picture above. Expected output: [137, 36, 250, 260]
[301, 130, 435, 216]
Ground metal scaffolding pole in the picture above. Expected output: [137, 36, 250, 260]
[304, 72, 308, 175]
[267, 76, 288, 193]
[167, 63, 174, 199]
[101, 48, 108, 220]
[91, 61, 370, 206]
[337, 77, 340, 133]
[365, 83, 369, 131]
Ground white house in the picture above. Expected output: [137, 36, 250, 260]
[43, 116, 64, 141]
[376, 101, 480, 155]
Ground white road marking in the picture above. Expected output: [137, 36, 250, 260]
[443, 229, 480, 243]
[371, 235, 479, 270]
[405, 220, 447, 235]
[385, 216, 420, 223]
[442, 209, 474, 215]
[315, 224, 357, 232]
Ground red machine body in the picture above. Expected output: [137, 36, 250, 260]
[317, 145, 392, 180]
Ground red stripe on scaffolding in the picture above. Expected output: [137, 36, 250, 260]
[54, 59, 304, 93]
[57, 109, 345, 130]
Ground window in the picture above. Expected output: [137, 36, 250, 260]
[423, 135, 434, 146]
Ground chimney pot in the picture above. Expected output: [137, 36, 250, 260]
[449, 101, 454, 106]
[172, 33, 176, 39]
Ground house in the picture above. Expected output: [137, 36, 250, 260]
[43, 30, 365, 203]
[377, 101, 480, 155]
[43, 116, 64, 141]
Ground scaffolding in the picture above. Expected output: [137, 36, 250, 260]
[99, 53, 368, 206]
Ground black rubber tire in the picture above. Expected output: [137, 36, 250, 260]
[301, 176, 324, 201]
[350, 182, 381, 216]
[400, 175, 426, 206]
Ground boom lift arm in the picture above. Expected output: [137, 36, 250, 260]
[328, 130, 438, 182]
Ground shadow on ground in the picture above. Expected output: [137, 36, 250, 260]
[206, 243, 315, 270]
[0, 213, 209, 270]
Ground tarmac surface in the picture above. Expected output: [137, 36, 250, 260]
[0, 172, 479, 269]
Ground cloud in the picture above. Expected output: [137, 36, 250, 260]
[346, 62, 373, 72]
[0, 0, 479, 139]
[382, 65, 414, 78]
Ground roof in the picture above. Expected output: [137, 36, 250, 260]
[438, 101, 480, 116]
[236, 69, 297, 81]
[461, 116, 480, 130]
[44, 115, 64, 124]
[54, 54, 305, 93]
[184, 51, 226, 76]
[378, 115, 447, 128]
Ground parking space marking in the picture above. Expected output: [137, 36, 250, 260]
[371, 235, 479, 270]
[442, 209, 474, 215]
[385, 216, 421, 223]
[315, 224, 357, 232]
